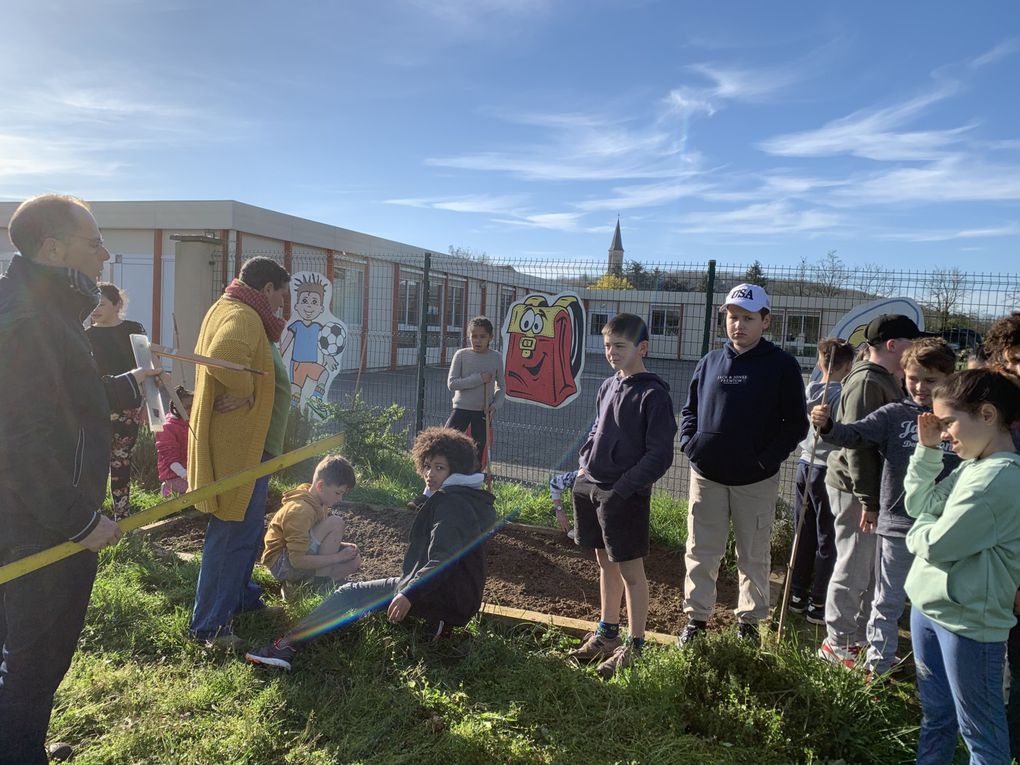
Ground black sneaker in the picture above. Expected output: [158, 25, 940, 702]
[737, 622, 760, 644]
[245, 639, 297, 671]
[788, 593, 808, 614]
[677, 621, 707, 647]
[806, 603, 826, 625]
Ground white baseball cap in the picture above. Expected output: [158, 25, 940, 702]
[721, 283, 770, 314]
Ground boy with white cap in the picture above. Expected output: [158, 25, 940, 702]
[678, 283, 808, 645]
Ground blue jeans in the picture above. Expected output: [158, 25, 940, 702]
[912, 609, 1010, 765]
[864, 535, 913, 674]
[288, 577, 399, 644]
[790, 461, 836, 606]
[189, 456, 271, 639]
[0, 546, 98, 765]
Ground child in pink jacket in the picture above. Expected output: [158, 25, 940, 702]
[156, 386, 193, 497]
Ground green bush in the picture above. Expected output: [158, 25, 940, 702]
[130, 426, 160, 492]
[280, 394, 409, 483]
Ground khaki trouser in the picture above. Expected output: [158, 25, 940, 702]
[683, 470, 779, 624]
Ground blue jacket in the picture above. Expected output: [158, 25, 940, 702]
[579, 372, 677, 499]
[680, 339, 807, 486]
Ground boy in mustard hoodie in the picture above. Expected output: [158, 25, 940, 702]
[261, 455, 362, 598]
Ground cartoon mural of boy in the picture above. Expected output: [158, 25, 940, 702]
[280, 273, 344, 414]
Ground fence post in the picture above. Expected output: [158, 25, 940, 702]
[700, 259, 717, 357]
[414, 252, 431, 435]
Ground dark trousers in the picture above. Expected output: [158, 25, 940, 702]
[1008, 619, 1020, 761]
[446, 408, 487, 468]
[0, 546, 98, 765]
[790, 461, 837, 606]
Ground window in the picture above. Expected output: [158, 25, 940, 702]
[446, 282, 465, 330]
[332, 267, 363, 326]
[590, 311, 609, 335]
[782, 312, 821, 357]
[494, 287, 515, 350]
[650, 306, 681, 336]
[397, 275, 421, 348]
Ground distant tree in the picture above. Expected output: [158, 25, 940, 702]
[853, 263, 895, 298]
[588, 274, 634, 290]
[624, 261, 658, 290]
[659, 273, 694, 292]
[925, 267, 968, 330]
[448, 245, 489, 263]
[813, 250, 849, 297]
[743, 260, 768, 290]
[793, 256, 813, 296]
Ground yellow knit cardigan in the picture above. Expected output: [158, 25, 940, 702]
[187, 297, 276, 521]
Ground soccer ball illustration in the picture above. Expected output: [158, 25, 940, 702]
[319, 322, 348, 356]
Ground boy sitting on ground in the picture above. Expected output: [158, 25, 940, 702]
[260, 455, 363, 600]
[246, 427, 497, 670]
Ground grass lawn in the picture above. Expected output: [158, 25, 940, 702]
[49, 528, 923, 765]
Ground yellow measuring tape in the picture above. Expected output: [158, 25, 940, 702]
[0, 432, 345, 585]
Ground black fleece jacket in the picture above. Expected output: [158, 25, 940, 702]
[579, 372, 677, 498]
[398, 481, 498, 627]
[0, 255, 140, 553]
[680, 339, 807, 486]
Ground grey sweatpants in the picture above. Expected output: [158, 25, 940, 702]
[863, 534, 913, 674]
[824, 486, 878, 647]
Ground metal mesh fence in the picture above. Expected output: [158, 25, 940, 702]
[214, 246, 1020, 505]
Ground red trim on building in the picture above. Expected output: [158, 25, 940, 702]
[283, 241, 293, 320]
[151, 230, 163, 344]
[325, 249, 335, 281]
[390, 263, 400, 370]
[440, 274, 450, 365]
[360, 259, 370, 373]
[479, 283, 487, 316]
[234, 232, 243, 277]
[220, 229, 229, 291]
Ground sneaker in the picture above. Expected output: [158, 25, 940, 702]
[597, 641, 636, 678]
[736, 622, 760, 644]
[677, 621, 707, 647]
[567, 631, 623, 663]
[805, 604, 826, 625]
[245, 639, 297, 671]
[47, 742, 74, 761]
[818, 638, 860, 670]
[788, 594, 807, 614]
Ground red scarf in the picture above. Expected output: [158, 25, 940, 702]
[223, 278, 286, 342]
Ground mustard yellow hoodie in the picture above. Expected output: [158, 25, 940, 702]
[261, 483, 328, 567]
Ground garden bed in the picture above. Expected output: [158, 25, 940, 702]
[148, 500, 741, 636]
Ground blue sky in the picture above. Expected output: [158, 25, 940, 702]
[3, 1, 1019, 271]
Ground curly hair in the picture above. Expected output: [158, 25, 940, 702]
[984, 312, 1020, 366]
[411, 427, 478, 476]
[901, 337, 957, 376]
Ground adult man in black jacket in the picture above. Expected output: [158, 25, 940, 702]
[0, 195, 158, 764]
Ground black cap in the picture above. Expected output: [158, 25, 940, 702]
[864, 314, 936, 344]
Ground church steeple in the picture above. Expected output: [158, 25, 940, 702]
[608, 217, 624, 275]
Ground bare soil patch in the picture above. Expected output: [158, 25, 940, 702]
[149, 500, 741, 636]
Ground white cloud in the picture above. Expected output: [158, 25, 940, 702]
[574, 181, 709, 211]
[878, 223, 1020, 242]
[831, 157, 1020, 205]
[493, 212, 585, 231]
[676, 201, 842, 235]
[384, 194, 524, 214]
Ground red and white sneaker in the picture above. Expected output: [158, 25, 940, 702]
[817, 638, 860, 669]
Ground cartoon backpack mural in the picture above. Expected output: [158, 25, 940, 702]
[279, 272, 348, 417]
[501, 292, 585, 408]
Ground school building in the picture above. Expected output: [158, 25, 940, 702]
[1, 199, 859, 379]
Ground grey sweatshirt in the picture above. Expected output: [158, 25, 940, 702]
[822, 398, 961, 536]
[825, 361, 904, 507]
[797, 381, 843, 466]
[447, 348, 506, 411]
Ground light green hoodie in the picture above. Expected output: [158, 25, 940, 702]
[904, 444, 1020, 643]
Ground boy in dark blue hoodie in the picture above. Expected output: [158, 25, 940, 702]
[679, 284, 807, 645]
[567, 313, 676, 677]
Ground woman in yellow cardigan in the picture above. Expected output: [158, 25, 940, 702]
[188, 257, 292, 646]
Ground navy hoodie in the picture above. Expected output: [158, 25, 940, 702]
[579, 372, 677, 499]
[680, 339, 807, 486]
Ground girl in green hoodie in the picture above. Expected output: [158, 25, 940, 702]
[905, 368, 1020, 765]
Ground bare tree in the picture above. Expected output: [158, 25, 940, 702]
[448, 245, 489, 263]
[925, 267, 968, 330]
[853, 263, 895, 298]
[813, 250, 849, 297]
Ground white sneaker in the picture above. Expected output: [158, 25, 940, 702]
[818, 638, 860, 669]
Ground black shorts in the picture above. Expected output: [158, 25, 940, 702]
[572, 474, 650, 563]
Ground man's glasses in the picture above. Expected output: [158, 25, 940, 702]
[64, 234, 106, 250]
